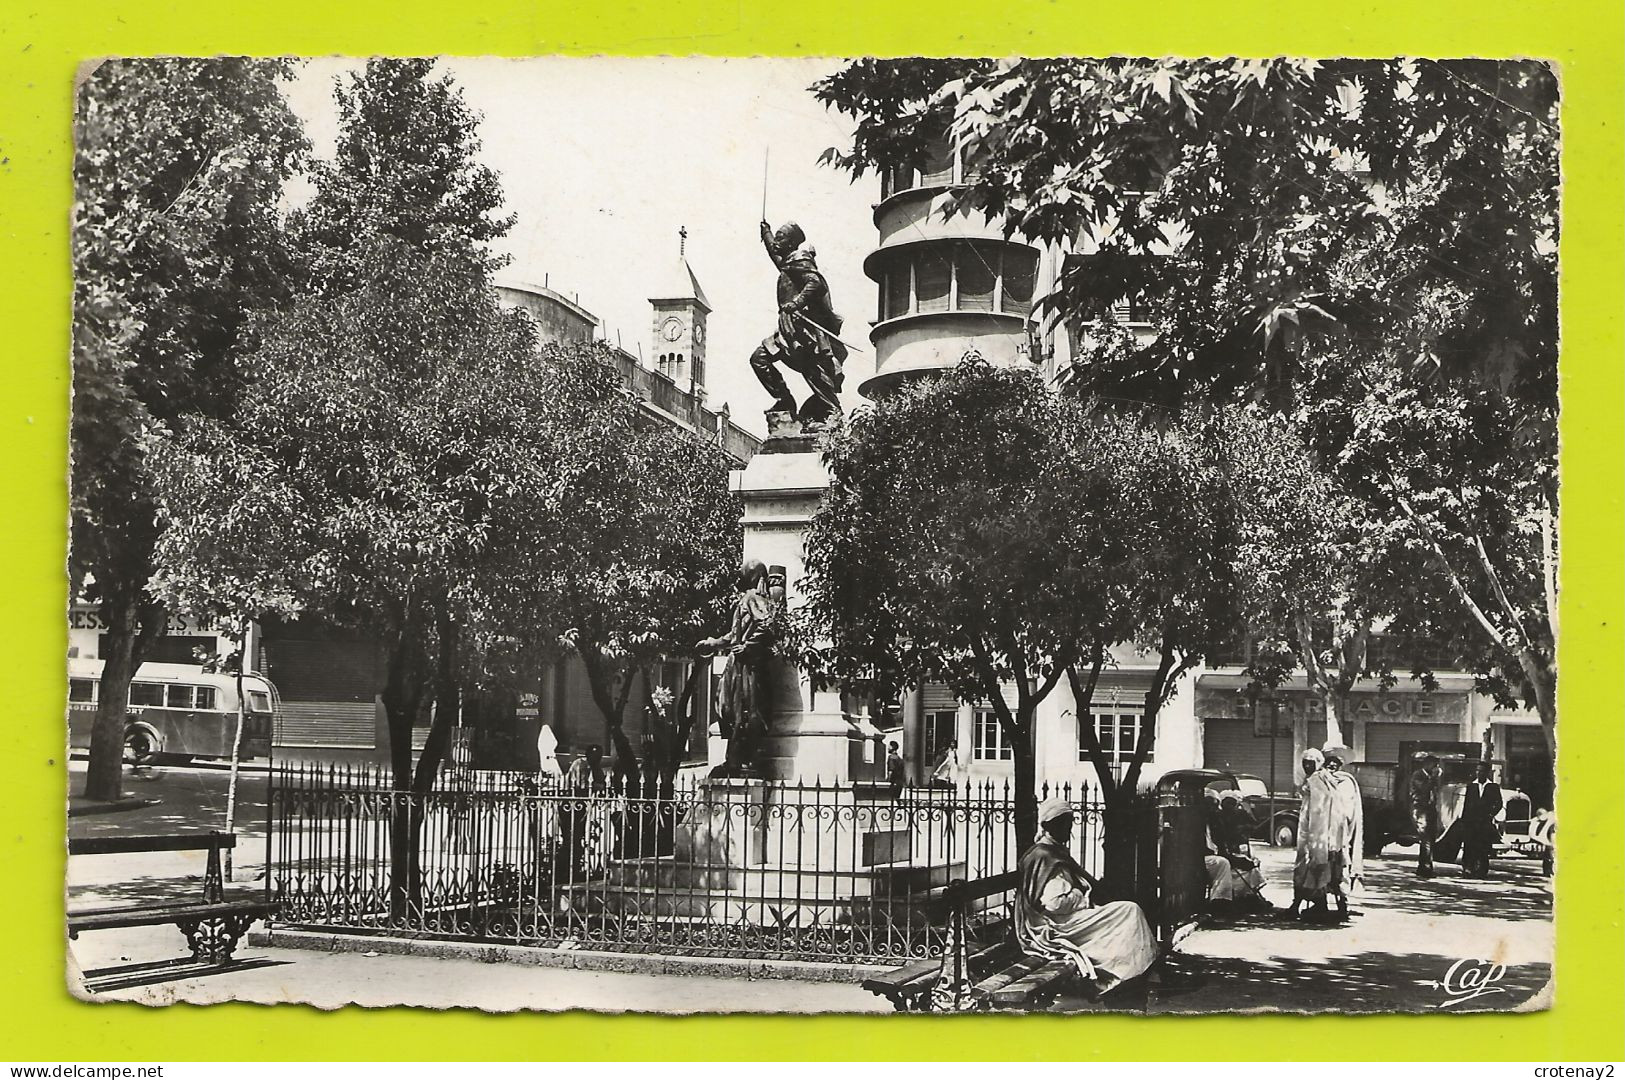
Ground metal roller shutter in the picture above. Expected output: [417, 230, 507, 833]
[274, 701, 377, 749]
[1202, 718, 1298, 793]
[1364, 722, 1460, 763]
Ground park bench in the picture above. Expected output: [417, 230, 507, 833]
[67, 831, 273, 993]
[861, 870, 1076, 1012]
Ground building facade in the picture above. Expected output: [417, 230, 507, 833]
[861, 142, 1551, 808]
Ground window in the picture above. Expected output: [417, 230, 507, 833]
[972, 708, 1013, 761]
[69, 679, 94, 703]
[957, 143, 982, 184]
[881, 164, 917, 199]
[129, 683, 163, 707]
[923, 709, 958, 762]
[1078, 705, 1154, 767]
[194, 686, 216, 710]
[1002, 251, 1037, 316]
[247, 690, 272, 714]
[1111, 296, 1151, 325]
[916, 254, 951, 314]
[882, 263, 913, 321]
[878, 247, 1041, 323]
[955, 245, 997, 312]
[920, 143, 955, 187]
[166, 685, 194, 709]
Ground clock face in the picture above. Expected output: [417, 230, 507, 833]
[661, 316, 684, 342]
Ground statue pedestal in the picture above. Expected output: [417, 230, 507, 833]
[674, 777, 766, 867]
[726, 421, 854, 784]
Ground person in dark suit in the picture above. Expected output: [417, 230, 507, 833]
[1460, 762, 1503, 877]
[885, 740, 906, 797]
[1409, 752, 1444, 878]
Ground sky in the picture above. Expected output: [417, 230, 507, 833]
[283, 57, 881, 436]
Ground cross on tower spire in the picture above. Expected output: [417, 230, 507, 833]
[679, 226, 688, 258]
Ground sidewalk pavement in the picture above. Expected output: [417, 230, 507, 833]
[70, 921, 888, 1012]
[1137, 843, 1554, 1014]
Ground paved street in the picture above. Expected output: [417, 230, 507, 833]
[67, 762, 1551, 1014]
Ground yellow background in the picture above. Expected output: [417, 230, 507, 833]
[2, 0, 1620, 1061]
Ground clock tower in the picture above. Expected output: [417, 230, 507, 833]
[649, 226, 712, 393]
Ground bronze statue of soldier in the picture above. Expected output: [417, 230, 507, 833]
[749, 220, 848, 430]
[697, 559, 779, 778]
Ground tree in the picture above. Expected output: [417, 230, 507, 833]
[509, 347, 743, 780]
[801, 365, 1092, 847]
[294, 58, 513, 287]
[800, 361, 1346, 860]
[814, 58, 1560, 748]
[70, 58, 307, 801]
[1063, 404, 1345, 880]
[151, 236, 557, 914]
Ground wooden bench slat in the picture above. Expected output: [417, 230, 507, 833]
[971, 952, 1052, 996]
[860, 939, 1012, 996]
[69, 899, 269, 933]
[71, 899, 214, 919]
[861, 955, 941, 991]
[990, 959, 1074, 1006]
[70, 833, 237, 856]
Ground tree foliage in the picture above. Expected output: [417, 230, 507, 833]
[799, 362, 1344, 850]
[508, 347, 744, 773]
[70, 57, 307, 800]
[294, 58, 514, 287]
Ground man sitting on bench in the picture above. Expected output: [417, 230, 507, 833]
[1014, 797, 1159, 997]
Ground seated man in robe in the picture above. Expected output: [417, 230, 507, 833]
[1015, 797, 1159, 997]
[1206, 789, 1270, 912]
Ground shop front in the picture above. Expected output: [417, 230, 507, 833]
[1196, 677, 1472, 793]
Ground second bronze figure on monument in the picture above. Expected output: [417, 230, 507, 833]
[696, 558, 785, 778]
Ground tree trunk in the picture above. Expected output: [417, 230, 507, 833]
[381, 608, 429, 922]
[1516, 647, 1557, 758]
[1011, 714, 1037, 852]
[413, 610, 461, 795]
[1100, 789, 1144, 903]
[82, 593, 164, 802]
[577, 645, 640, 778]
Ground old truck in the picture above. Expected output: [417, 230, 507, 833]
[1348, 740, 1524, 864]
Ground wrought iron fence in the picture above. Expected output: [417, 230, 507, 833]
[268, 763, 1158, 964]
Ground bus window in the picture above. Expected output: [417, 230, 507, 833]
[166, 685, 194, 709]
[130, 683, 164, 707]
[246, 690, 271, 713]
[194, 686, 216, 710]
[69, 679, 94, 703]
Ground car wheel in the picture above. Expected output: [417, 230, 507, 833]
[1274, 820, 1296, 847]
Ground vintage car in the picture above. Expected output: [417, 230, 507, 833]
[1228, 773, 1304, 847]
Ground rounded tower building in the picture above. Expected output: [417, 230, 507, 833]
[860, 139, 1052, 399]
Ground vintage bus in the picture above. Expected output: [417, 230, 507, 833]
[67, 659, 276, 764]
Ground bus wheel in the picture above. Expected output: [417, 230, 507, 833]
[123, 729, 157, 766]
